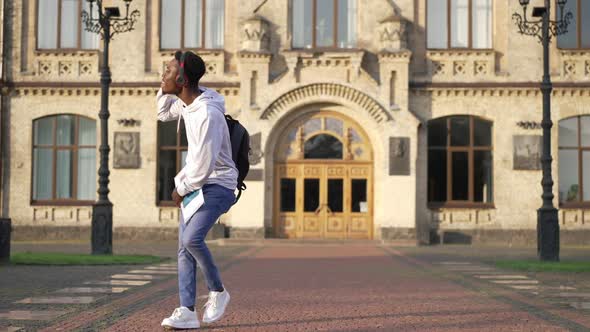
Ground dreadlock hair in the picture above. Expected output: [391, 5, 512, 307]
[174, 50, 206, 89]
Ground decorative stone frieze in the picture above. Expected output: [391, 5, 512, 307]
[158, 208, 178, 223]
[241, 15, 270, 52]
[260, 82, 392, 123]
[559, 50, 590, 80]
[378, 15, 407, 51]
[282, 50, 365, 84]
[410, 87, 590, 98]
[32, 207, 92, 223]
[561, 209, 590, 228]
[426, 50, 496, 80]
[32, 52, 99, 80]
[13, 86, 239, 98]
[431, 208, 496, 227]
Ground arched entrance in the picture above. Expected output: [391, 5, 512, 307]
[273, 111, 374, 239]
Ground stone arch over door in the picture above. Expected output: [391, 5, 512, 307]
[272, 110, 375, 239]
[260, 83, 393, 124]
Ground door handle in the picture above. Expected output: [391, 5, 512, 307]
[314, 204, 323, 215]
[314, 204, 329, 215]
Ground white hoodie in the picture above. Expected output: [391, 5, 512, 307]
[157, 87, 238, 196]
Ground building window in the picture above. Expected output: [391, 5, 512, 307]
[557, 0, 590, 49]
[32, 115, 96, 203]
[427, 0, 492, 49]
[427, 116, 493, 206]
[160, 0, 225, 50]
[292, 0, 357, 49]
[558, 116, 590, 205]
[157, 120, 188, 205]
[37, 0, 99, 50]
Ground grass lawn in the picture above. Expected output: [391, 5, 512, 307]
[10, 252, 167, 265]
[495, 260, 590, 273]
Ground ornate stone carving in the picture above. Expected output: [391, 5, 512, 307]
[564, 60, 576, 76]
[378, 15, 407, 51]
[38, 61, 52, 76]
[432, 61, 445, 75]
[516, 121, 542, 129]
[559, 50, 590, 79]
[453, 61, 466, 75]
[474, 61, 488, 76]
[206, 63, 218, 75]
[79, 61, 93, 76]
[241, 15, 270, 52]
[427, 50, 495, 79]
[59, 61, 73, 76]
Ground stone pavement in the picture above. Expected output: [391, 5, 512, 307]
[1, 241, 589, 331]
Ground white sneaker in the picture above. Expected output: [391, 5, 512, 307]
[202, 289, 230, 323]
[161, 307, 200, 330]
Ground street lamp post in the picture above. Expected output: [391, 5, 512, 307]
[513, 0, 573, 261]
[82, 0, 140, 255]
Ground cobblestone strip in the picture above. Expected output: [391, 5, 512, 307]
[381, 246, 590, 331]
[437, 260, 590, 313]
[40, 246, 261, 332]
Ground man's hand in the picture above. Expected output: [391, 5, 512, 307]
[172, 188, 183, 208]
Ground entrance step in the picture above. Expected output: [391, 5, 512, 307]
[212, 238, 417, 247]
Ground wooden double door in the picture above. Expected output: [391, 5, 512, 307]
[275, 163, 373, 239]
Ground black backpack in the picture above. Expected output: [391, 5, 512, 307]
[225, 115, 250, 204]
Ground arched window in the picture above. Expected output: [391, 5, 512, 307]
[558, 116, 590, 206]
[32, 115, 96, 203]
[427, 116, 493, 205]
[304, 134, 343, 159]
[157, 119, 188, 205]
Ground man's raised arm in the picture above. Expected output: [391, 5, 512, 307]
[156, 88, 183, 122]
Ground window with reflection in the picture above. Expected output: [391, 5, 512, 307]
[427, 116, 493, 205]
[32, 115, 96, 203]
[304, 134, 343, 159]
[427, 0, 492, 49]
[160, 0, 225, 49]
[157, 119, 188, 205]
[37, 0, 99, 49]
[292, 0, 357, 49]
[557, 0, 590, 49]
[351, 179, 367, 212]
[280, 178, 297, 212]
[558, 116, 590, 205]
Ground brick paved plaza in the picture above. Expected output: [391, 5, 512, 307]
[1, 241, 590, 331]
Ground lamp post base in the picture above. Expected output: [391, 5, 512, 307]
[92, 201, 113, 255]
[537, 207, 559, 261]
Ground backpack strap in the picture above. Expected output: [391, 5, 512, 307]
[225, 115, 246, 162]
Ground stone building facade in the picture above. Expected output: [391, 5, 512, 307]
[1, 0, 589, 244]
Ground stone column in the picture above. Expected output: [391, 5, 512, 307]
[377, 15, 411, 112]
[238, 15, 272, 111]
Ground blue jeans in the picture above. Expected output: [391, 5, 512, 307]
[178, 184, 235, 308]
